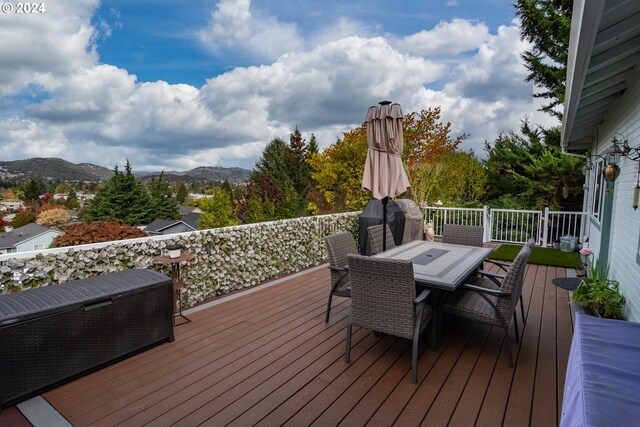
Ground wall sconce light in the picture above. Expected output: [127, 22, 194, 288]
[608, 133, 640, 209]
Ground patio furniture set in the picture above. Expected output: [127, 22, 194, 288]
[326, 224, 533, 384]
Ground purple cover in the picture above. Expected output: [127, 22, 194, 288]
[561, 313, 640, 427]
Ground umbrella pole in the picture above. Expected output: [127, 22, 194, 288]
[382, 196, 389, 251]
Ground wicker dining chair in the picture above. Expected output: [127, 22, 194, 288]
[367, 224, 396, 255]
[324, 232, 358, 323]
[484, 237, 536, 323]
[345, 254, 434, 384]
[442, 224, 484, 247]
[441, 245, 531, 367]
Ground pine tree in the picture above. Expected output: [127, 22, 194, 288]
[148, 172, 180, 220]
[515, 0, 572, 119]
[175, 181, 188, 204]
[21, 179, 46, 203]
[307, 134, 319, 158]
[84, 161, 154, 225]
[66, 188, 79, 209]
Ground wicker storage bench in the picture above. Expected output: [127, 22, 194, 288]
[0, 268, 174, 408]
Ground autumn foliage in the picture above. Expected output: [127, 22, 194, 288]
[54, 221, 146, 247]
[36, 209, 71, 227]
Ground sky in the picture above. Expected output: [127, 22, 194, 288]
[0, 0, 559, 172]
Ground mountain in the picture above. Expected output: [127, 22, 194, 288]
[0, 157, 251, 184]
[137, 166, 251, 184]
[0, 158, 112, 182]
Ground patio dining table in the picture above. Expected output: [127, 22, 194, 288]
[374, 240, 493, 346]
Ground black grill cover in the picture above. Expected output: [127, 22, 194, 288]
[358, 199, 405, 255]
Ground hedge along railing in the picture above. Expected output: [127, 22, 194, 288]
[0, 212, 360, 306]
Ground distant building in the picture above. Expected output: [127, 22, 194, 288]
[143, 213, 202, 236]
[178, 205, 203, 216]
[0, 223, 63, 254]
[0, 200, 24, 212]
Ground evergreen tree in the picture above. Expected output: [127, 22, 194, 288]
[66, 188, 79, 209]
[287, 126, 312, 199]
[249, 138, 306, 220]
[148, 172, 180, 220]
[84, 161, 154, 225]
[221, 180, 233, 199]
[515, 0, 572, 119]
[307, 134, 319, 158]
[175, 181, 188, 204]
[484, 122, 583, 210]
[21, 179, 46, 203]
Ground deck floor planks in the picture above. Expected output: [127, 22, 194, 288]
[60, 283, 333, 424]
[44, 270, 325, 406]
[555, 267, 574, 418]
[42, 261, 574, 427]
[91, 296, 350, 426]
[530, 265, 561, 426]
[502, 263, 548, 427]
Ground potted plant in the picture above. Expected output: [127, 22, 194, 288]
[572, 260, 626, 319]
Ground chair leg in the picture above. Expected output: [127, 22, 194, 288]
[325, 292, 333, 323]
[505, 331, 514, 368]
[513, 312, 520, 343]
[412, 337, 419, 384]
[519, 295, 525, 323]
[345, 322, 352, 362]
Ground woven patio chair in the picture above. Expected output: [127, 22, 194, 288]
[441, 245, 531, 367]
[442, 224, 484, 247]
[345, 254, 434, 384]
[484, 237, 535, 323]
[324, 232, 358, 323]
[367, 224, 396, 255]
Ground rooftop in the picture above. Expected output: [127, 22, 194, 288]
[32, 262, 571, 426]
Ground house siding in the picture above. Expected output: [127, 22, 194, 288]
[589, 75, 640, 322]
[14, 231, 62, 253]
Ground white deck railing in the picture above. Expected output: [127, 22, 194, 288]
[422, 206, 587, 246]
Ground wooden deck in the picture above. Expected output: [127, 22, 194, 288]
[42, 263, 573, 426]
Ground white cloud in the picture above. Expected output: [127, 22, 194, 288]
[0, 8, 544, 170]
[0, 0, 99, 96]
[199, 0, 304, 61]
[394, 19, 490, 56]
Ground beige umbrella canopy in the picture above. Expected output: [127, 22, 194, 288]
[362, 101, 411, 199]
[362, 101, 411, 251]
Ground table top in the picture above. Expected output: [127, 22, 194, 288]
[374, 240, 493, 291]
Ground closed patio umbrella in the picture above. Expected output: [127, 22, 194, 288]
[362, 100, 410, 251]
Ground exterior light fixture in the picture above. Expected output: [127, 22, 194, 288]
[607, 133, 640, 209]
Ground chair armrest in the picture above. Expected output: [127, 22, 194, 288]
[329, 266, 348, 273]
[484, 259, 510, 272]
[414, 289, 431, 305]
[476, 269, 506, 279]
[463, 283, 512, 297]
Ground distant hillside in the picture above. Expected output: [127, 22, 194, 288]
[0, 158, 112, 182]
[138, 166, 251, 184]
[0, 157, 251, 184]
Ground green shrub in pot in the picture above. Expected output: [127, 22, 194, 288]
[572, 260, 626, 320]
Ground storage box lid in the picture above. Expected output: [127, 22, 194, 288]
[0, 269, 172, 325]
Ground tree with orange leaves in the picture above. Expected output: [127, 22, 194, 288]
[402, 106, 467, 165]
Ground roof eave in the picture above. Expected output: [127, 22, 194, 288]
[561, 0, 607, 152]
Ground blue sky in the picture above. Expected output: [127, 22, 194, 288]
[0, 0, 558, 171]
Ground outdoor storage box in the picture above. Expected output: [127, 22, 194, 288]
[0, 268, 174, 408]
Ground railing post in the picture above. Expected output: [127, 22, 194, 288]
[542, 207, 549, 247]
[483, 206, 490, 243]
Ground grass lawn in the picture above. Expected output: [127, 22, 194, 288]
[489, 244, 581, 268]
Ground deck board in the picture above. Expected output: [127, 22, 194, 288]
[41, 262, 573, 426]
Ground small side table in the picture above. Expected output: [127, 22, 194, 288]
[154, 253, 196, 324]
